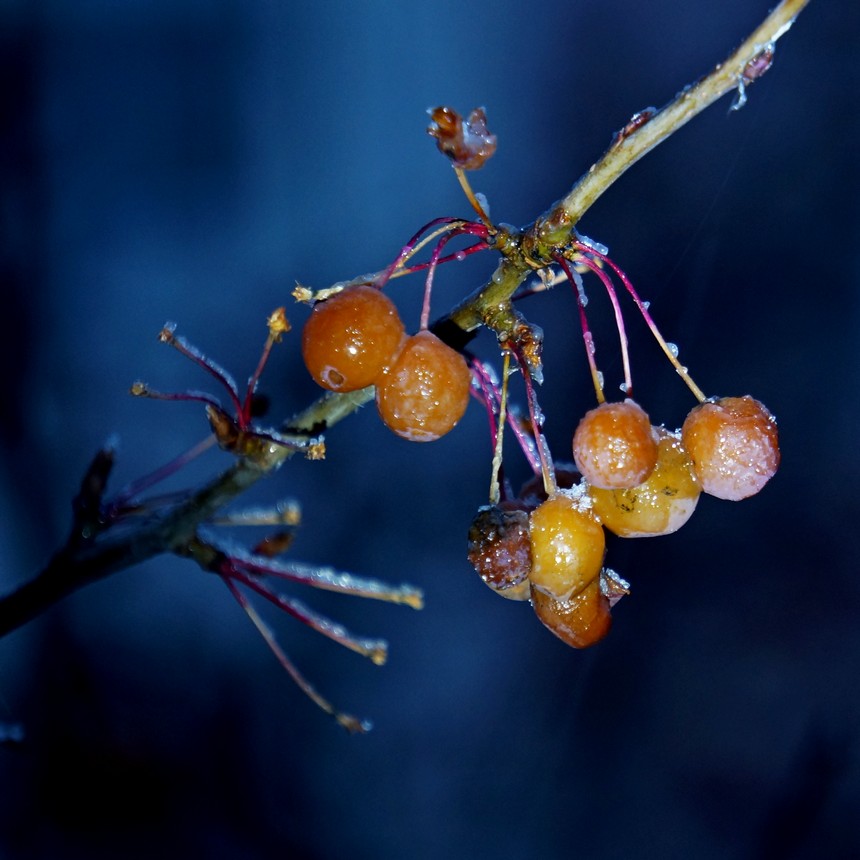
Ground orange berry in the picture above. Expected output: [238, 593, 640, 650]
[572, 399, 658, 489]
[530, 579, 611, 649]
[528, 493, 605, 601]
[681, 395, 779, 501]
[375, 330, 471, 442]
[589, 427, 701, 537]
[466, 505, 531, 601]
[302, 285, 405, 392]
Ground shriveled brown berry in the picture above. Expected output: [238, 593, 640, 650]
[375, 330, 471, 442]
[302, 285, 405, 392]
[590, 427, 701, 537]
[681, 395, 779, 501]
[530, 579, 611, 649]
[467, 505, 531, 601]
[572, 399, 658, 489]
[528, 494, 605, 602]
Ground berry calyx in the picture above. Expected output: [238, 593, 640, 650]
[528, 493, 605, 602]
[681, 395, 779, 501]
[302, 285, 405, 392]
[572, 399, 658, 489]
[530, 579, 611, 649]
[589, 427, 701, 537]
[467, 504, 531, 601]
[375, 330, 472, 442]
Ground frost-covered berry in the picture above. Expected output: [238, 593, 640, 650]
[375, 330, 471, 442]
[572, 399, 658, 489]
[681, 395, 779, 501]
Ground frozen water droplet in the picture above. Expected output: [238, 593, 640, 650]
[491, 266, 505, 284]
[666, 342, 679, 358]
[571, 268, 588, 307]
[578, 234, 609, 256]
[642, 301, 650, 310]
[619, 382, 629, 394]
[596, 371, 604, 389]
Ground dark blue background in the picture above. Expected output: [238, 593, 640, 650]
[1, 1, 858, 857]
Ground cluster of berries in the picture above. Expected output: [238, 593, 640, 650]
[468, 394, 780, 648]
[296, 107, 782, 654]
[301, 284, 472, 442]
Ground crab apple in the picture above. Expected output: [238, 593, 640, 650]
[572, 399, 658, 490]
[467, 504, 531, 601]
[375, 330, 471, 442]
[681, 395, 779, 501]
[589, 427, 701, 537]
[530, 579, 611, 649]
[528, 494, 605, 602]
[302, 285, 405, 392]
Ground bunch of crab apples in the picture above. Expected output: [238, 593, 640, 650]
[468, 396, 780, 649]
[301, 285, 472, 442]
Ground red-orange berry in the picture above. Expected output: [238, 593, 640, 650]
[530, 579, 611, 649]
[681, 395, 779, 501]
[589, 427, 701, 537]
[467, 504, 531, 601]
[528, 493, 605, 602]
[302, 285, 405, 392]
[572, 399, 658, 489]
[375, 330, 471, 442]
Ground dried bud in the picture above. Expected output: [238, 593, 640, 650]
[427, 106, 497, 170]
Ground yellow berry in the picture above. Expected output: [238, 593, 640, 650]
[528, 494, 605, 602]
[589, 427, 700, 537]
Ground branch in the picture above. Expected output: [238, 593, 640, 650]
[448, 0, 810, 333]
[0, 0, 811, 637]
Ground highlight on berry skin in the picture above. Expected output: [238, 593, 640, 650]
[301, 285, 405, 392]
[681, 395, 780, 501]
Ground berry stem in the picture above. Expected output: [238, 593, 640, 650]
[419, 229, 470, 331]
[554, 255, 606, 403]
[230, 553, 424, 609]
[573, 253, 634, 399]
[223, 576, 370, 733]
[242, 309, 289, 426]
[375, 217, 468, 288]
[453, 166, 494, 229]
[228, 568, 388, 665]
[106, 433, 217, 518]
[511, 340, 556, 496]
[159, 324, 243, 415]
[488, 350, 512, 505]
[577, 243, 707, 402]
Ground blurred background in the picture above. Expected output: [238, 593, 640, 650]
[1, 1, 858, 857]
